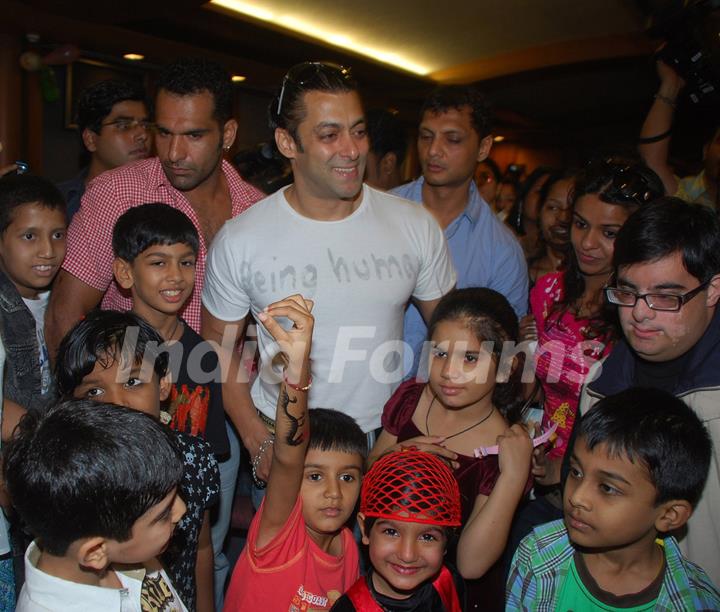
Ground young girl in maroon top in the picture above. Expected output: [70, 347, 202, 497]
[368, 288, 534, 611]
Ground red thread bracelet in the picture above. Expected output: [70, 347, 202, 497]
[283, 373, 313, 392]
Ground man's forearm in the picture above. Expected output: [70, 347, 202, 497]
[639, 67, 684, 195]
[46, 270, 103, 360]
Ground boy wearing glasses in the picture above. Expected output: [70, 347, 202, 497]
[579, 197, 720, 584]
[58, 79, 151, 220]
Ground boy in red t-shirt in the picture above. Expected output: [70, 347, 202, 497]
[223, 295, 366, 611]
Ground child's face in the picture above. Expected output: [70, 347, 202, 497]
[0, 202, 66, 299]
[300, 448, 363, 543]
[117, 242, 196, 319]
[564, 437, 662, 550]
[359, 515, 447, 599]
[109, 487, 186, 564]
[428, 318, 497, 409]
[72, 355, 170, 418]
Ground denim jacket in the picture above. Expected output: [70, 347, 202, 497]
[0, 269, 56, 412]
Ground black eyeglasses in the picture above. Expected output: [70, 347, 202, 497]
[276, 62, 352, 116]
[604, 281, 710, 311]
[100, 118, 153, 132]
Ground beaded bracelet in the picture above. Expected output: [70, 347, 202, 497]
[283, 373, 313, 392]
[251, 437, 275, 489]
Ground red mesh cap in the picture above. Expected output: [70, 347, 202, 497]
[361, 450, 461, 527]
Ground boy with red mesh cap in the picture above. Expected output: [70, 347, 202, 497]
[332, 450, 466, 611]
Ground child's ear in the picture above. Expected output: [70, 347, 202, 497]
[76, 536, 110, 571]
[159, 373, 172, 402]
[655, 499, 693, 533]
[112, 258, 135, 290]
[356, 512, 370, 546]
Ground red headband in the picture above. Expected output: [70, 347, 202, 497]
[361, 450, 461, 527]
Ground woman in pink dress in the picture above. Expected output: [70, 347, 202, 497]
[507, 158, 666, 555]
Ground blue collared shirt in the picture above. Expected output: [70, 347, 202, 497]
[392, 177, 528, 377]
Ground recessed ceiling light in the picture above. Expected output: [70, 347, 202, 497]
[231, 75, 247, 82]
[493, 135, 505, 142]
[123, 53, 144, 61]
[209, 0, 429, 75]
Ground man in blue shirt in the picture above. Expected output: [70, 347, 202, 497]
[393, 85, 528, 377]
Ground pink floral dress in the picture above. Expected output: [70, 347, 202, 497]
[530, 272, 612, 459]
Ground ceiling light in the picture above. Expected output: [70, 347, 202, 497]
[123, 53, 144, 61]
[493, 135, 505, 142]
[212, 0, 274, 21]
[209, 0, 430, 75]
[231, 75, 247, 82]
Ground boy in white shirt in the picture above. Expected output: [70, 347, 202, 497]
[4, 400, 188, 611]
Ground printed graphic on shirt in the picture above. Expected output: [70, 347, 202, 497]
[141, 572, 181, 611]
[288, 584, 342, 611]
[168, 383, 210, 437]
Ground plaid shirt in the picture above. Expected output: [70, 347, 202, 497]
[63, 158, 263, 331]
[506, 519, 720, 611]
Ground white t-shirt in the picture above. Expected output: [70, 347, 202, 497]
[22, 291, 51, 396]
[202, 185, 456, 431]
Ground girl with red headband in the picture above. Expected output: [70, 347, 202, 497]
[331, 450, 465, 611]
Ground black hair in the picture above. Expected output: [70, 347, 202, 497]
[232, 142, 292, 195]
[537, 168, 575, 216]
[366, 109, 407, 165]
[112, 203, 199, 262]
[0, 174, 66, 233]
[76, 79, 147, 133]
[572, 158, 665, 209]
[427, 288, 523, 424]
[268, 61, 358, 146]
[614, 197, 720, 284]
[551, 158, 664, 341]
[577, 388, 712, 507]
[308, 408, 367, 460]
[525, 168, 575, 268]
[56, 310, 168, 397]
[507, 166, 555, 236]
[477, 158, 501, 183]
[3, 400, 183, 556]
[157, 57, 233, 125]
[421, 85, 492, 138]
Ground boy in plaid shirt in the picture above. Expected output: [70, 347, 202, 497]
[507, 388, 720, 611]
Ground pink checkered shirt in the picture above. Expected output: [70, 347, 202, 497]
[63, 158, 264, 332]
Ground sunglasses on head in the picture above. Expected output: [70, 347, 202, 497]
[276, 62, 353, 116]
[588, 158, 663, 207]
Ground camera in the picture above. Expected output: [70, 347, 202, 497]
[651, 0, 720, 104]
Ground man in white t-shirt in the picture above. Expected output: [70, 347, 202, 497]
[202, 62, 456, 483]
